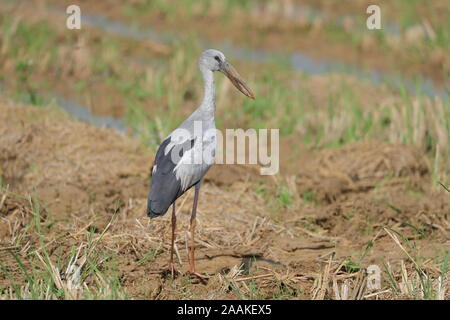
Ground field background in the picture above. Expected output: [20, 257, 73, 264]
[0, 0, 449, 299]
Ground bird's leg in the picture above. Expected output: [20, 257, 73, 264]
[187, 181, 209, 279]
[167, 201, 177, 277]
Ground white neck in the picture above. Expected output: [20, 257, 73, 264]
[199, 65, 215, 118]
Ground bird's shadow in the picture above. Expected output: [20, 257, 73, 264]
[159, 269, 209, 284]
[217, 254, 283, 275]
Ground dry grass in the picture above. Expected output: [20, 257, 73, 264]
[1, 99, 448, 300]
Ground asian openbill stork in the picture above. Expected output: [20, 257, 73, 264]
[147, 49, 255, 278]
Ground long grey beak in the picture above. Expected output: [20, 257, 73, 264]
[220, 61, 255, 99]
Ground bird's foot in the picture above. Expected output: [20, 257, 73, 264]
[163, 263, 179, 278]
[186, 269, 210, 280]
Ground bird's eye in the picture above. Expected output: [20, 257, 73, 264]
[214, 55, 221, 62]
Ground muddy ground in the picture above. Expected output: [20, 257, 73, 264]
[1, 99, 448, 299]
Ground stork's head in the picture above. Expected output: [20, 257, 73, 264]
[199, 49, 255, 99]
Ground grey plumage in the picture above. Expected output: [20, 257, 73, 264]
[147, 137, 195, 217]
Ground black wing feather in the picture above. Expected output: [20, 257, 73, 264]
[147, 136, 195, 218]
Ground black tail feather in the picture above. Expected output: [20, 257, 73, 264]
[146, 199, 169, 219]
